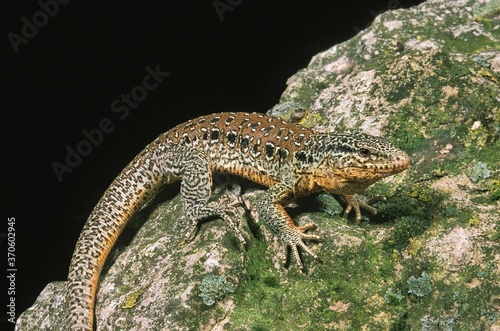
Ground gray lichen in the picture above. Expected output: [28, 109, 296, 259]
[199, 274, 235, 306]
[467, 161, 491, 183]
[407, 272, 433, 298]
[383, 287, 404, 304]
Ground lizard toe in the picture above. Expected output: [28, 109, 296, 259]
[342, 193, 386, 224]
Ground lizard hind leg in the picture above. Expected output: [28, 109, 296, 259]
[179, 151, 247, 248]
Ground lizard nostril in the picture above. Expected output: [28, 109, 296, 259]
[395, 153, 410, 168]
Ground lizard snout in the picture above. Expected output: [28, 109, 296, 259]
[393, 152, 410, 170]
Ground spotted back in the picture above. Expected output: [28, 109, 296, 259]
[161, 112, 314, 186]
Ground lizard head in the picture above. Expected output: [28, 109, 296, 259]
[312, 132, 410, 194]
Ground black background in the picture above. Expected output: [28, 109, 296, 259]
[2, 1, 424, 329]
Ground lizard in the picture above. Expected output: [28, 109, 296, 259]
[67, 111, 410, 330]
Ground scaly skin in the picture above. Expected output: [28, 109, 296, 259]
[67, 112, 410, 330]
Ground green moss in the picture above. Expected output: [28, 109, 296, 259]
[492, 223, 500, 241]
[469, 139, 500, 168]
[229, 209, 413, 329]
[262, 275, 280, 288]
[407, 183, 439, 203]
[250, 325, 270, 331]
[445, 31, 497, 52]
[379, 48, 499, 183]
[389, 312, 409, 331]
[231, 236, 287, 328]
[280, 74, 334, 108]
[490, 190, 500, 201]
[379, 184, 446, 251]
[481, 179, 500, 201]
[390, 216, 428, 251]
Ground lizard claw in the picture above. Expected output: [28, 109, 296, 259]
[181, 193, 247, 249]
[215, 197, 248, 250]
[342, 194, 386, 224]
[283, 223, 322, 271]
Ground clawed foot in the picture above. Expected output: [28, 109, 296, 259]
[283, 223, 322, 272]
[182, 194, 248, 249]
[342, 194, 386, 224]
[245, 187, 322, 272]
[216, 194, 248, 249]
[181, 222, 200, 246]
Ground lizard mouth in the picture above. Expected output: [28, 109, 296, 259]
[364, 152, 410, 173]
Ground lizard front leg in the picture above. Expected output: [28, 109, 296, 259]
[248, 183, 321, 271]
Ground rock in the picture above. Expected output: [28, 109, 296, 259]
[15, 282, 67, 330]
[17, 188, 248, 331]
[18, 0, 500, 330]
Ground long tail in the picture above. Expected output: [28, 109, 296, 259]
[67, 141, 167, 331]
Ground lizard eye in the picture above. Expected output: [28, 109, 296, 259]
[359, 148, 371, 157]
